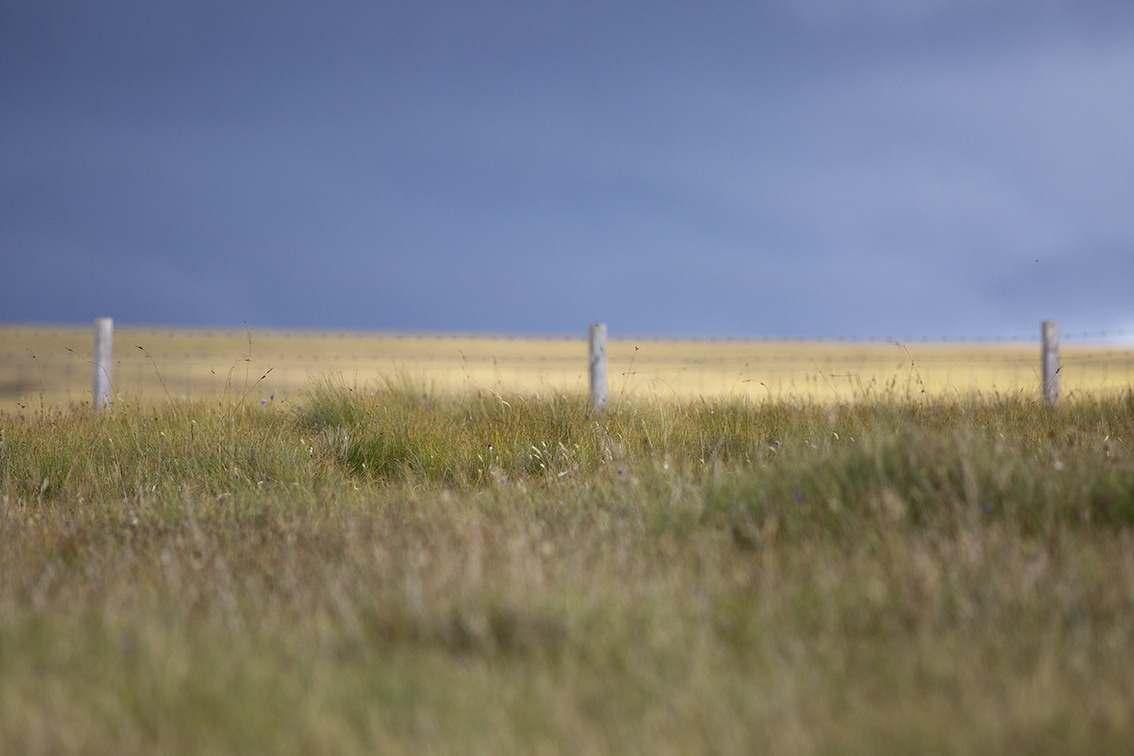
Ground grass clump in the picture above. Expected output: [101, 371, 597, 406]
[2, 382, 1134, 753]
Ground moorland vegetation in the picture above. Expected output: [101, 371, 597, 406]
[2, 376, 1134, 753]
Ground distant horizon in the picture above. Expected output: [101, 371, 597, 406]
[4, 318, 1132, 346]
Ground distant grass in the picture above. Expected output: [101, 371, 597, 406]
[6, 323, 1134, 411]
[2, 383, 1134, 753]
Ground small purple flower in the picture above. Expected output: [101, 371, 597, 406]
[261, 398, 267, 405]
[793, 490, 805, 502]
[617, 467, 626, 477]
[774, 440, 782, 447]
[982, 502, 993, 515]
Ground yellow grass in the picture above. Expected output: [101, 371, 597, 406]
[2, 323, 1132, 411]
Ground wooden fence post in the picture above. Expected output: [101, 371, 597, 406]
[1041, 320, 1059, 406]
[93, 317, 113, 410]
[589, 322, 607, 409]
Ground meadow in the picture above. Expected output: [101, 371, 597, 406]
[4, 323, 1134, 411]
[2, 326, 1134, 753]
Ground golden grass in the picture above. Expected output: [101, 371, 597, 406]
[2, 323, 1132, 411]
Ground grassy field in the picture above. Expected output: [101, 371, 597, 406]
[3, 364, 1134, 753]
[3, 323, 1134, 412]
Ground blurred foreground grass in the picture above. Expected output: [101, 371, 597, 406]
[2, 382, 1134, 753]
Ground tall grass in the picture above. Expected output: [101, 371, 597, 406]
[2, 381, 1134, 753]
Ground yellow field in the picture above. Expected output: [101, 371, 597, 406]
[2, 323, 1132, 411]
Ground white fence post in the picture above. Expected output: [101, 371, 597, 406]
[93, 317, 113, 410]
[1042, 320, 1059, 406]
[589, 322, 607, 409]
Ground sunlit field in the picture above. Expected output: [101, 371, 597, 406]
[3, 324, 1133, 411]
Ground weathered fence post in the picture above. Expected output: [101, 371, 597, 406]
[1041, 319, 1059, 406]
[93, 317, 113, 410]
[589, 322, 607, 409]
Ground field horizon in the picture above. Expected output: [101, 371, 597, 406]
[4, 322, 1133, 413]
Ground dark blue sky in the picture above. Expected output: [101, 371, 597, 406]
[4, 1, 1133, 340]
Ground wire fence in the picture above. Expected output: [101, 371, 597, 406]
[2, 323, 1134, 411]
